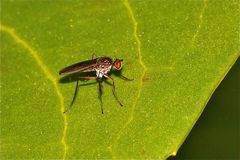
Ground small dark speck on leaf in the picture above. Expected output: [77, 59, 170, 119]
[142, 76, 150, 82]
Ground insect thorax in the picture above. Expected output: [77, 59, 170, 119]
[95, 57, 113, 78]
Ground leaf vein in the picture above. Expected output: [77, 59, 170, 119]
[170, 0, 208, 68]
[191, 0, 208, 46]
[0, 24, 68, 159]
[109, 0, 147, 158]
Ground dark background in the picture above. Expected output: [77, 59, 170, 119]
[169, 58, 240, 160]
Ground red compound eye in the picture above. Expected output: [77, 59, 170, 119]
[113, 59, 122, 70]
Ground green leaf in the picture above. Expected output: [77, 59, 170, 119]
[1, 0, 239, 159]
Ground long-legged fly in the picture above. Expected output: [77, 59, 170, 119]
[59, 54, 133, 114]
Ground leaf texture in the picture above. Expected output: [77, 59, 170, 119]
[1, 0, 239, 159]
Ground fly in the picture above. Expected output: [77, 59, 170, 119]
[59, 54, 133, 114]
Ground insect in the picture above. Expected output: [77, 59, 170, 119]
[59, 54, 132, 114]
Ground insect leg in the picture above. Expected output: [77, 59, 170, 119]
[98, 79, 104, 114]
[63, 76, 96, 114]
[119, 74, 134, 81]
[104, 75, 123, 107]
[78, 75, 96, 79]
[63, 80, 79, 113]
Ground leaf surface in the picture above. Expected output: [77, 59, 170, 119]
[1, 0, 239, 159]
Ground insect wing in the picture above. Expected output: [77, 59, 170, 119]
[59, 59, 98, 75]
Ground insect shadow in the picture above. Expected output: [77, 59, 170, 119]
[59, 72, 95, 83]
